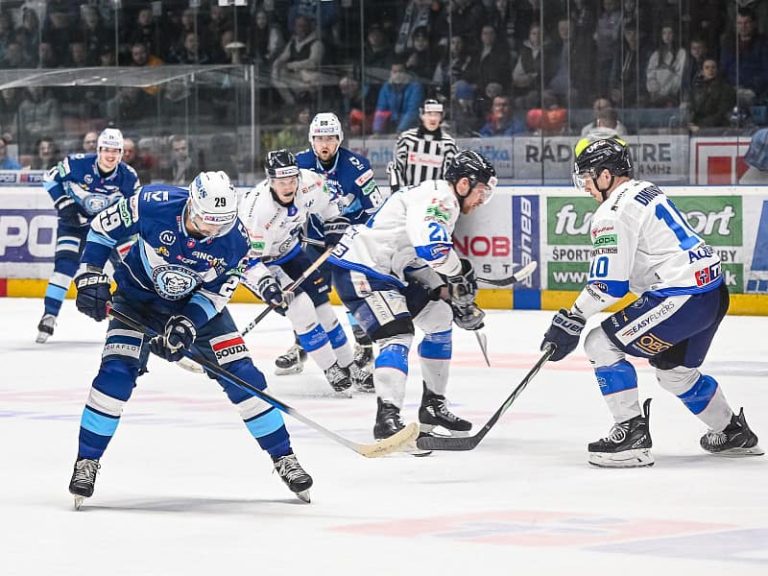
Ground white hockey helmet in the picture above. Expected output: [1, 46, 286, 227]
[309, 112, 344, 148]
[187, 171, 239, 238]
[97, 128, 124, 152]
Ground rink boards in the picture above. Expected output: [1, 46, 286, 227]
[1, 185, 767, 315]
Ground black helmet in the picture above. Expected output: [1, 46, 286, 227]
[445, 150, 497, 189]
[573, 136, 633, 183]
[265, 149, 299, 180]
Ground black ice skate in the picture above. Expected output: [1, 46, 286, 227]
[36, 314, 56, 344]
[373, 398, 405, 440]
[69, 457, 100, 510]
[700, 408, 764, 457]
[349, 362, 374, 393]
[274, 344, 306, 375]
[273, 453, 313, 503]
[418, 383, 472, 438]
[353, 341, 374, 370]
[588, 398, 653, 468]
[324, 362, 352, 395]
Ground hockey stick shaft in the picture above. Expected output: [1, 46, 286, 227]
[416, 344, 554, 451]
[477, 261, 538, 287]
[108, 305, 417, 458]
[240, 246, 335, 337]
[475, 330, 491, 367]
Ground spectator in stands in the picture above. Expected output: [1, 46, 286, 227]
[15, 7, 40, 66]
[720, 8, 768, 107]
[363, 22, 394, 88]
[122, 137, 153, 183]
[526, 90, 568, 136]
[250, 9, 285, 66]
[15, 87, 62, 154]
[68, 40, 90, 67]
[0, 136, 21, 170]
[479, 95, 526, 137]
[129, 41, 164, 97]
[128, 7, 165, 61]
[0, 12, 14, 62]
[688, 59, 736, 132]
[373, 60, 424, 134]
[610, 25, 649, 108]
[28, 136, 59, 170]
[489, 0, 517, 53]
[162, 135, 200, 185]
[394, 0, 440, 56]
[646, 24, 687, 107]
[595, 0, 623, 97]
[581, 97, 628, 136]
[0, 87, 22, 142]
[78, 4, 109, 64]
[440, 0, 487, 53]
[41, 6, 75, 58]
[433, 35, 473, 98]
[1, 41, 30, 69]
[263, 105, 312, 153]
[513, 23, 546, 109]
[105, 87, 152, 124]
[169, 31, 211, 64]
[272, 15, 324, 105]
[82, 131, 98, 153]
[404, 27, 436, 85]
[681, 38, 708, 100]
[547, 19, 573, 102]
[338, 74, 376, 136]
[37, 41, 58, 68]
[583, 107, 621, 140]
[449, 80, 481, 137]
[214, 30, 247, 65]
[472, 25, 512, 96]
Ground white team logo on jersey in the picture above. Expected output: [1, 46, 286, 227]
[152, 264, 201, 300]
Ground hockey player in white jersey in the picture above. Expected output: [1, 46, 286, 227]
[387, 99, 457, 192]
[541, 137, 763, 467]
[330, 150, 495, 439]
[239, 149, 368, 394]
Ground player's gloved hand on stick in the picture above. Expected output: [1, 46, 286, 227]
[541, 308, 586, 361]
[74, 271, 111, 321]
[323, 216, 350, 248]
[149, 315, 196, 362]
[446, 258, 478, 307]
[452, 302, 485, 331]
[57, 197, 82, 227]
[256, 274, 288, 309]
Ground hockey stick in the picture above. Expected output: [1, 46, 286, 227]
[477, 261, 538, 287]
[240, 245, 335, 337]
[108, 305, 418, 458]
[416, 343, 554, 451]
[475, 331, 491, 367]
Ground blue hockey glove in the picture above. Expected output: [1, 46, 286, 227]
[323, 216, 350, 248]
[74, 272, 111, 321]
[256, 274, 286, 309]
[56, 197, 82, 227]
[541, 309, 586, 362]
[149, 315, 196, 362]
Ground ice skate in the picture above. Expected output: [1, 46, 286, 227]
[353, 341, 374, 370]
[375, 398, 430, 456]
[324, 362, 352, 396]
[274, 343, 306, 375]
[69, 457, 100, 510]
[588, 398, 653, 468]
[418, 382, 472, 438]
[36, 314, 56, 344]
[701, 408, 764, 457]
[273, 453, 313, 503]
[349, 362, 374, 393]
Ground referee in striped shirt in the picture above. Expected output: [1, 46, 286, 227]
[387, 99, 458, 191]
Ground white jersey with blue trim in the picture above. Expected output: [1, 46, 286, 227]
[330, 179, 462, 287]
[573, 178, 723, 319]
[238, 169, 342, 284]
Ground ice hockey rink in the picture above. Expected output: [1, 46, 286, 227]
[1, 298, 766, 576]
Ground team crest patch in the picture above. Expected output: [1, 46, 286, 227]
[210, 333, 250, 364]
[160, 230, 176, 245]
[152, 264, 201, 300]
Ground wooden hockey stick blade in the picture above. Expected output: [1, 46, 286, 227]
[475, 331, 491, 367]
[416, 344, 554, 451]
[107, 305, 414, 459]
[477, 261, 538, 287]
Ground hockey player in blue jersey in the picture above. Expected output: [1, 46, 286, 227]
[273, 113, 387, 385]
[37, 128, 140, 343]
[68, 171, 313, 508]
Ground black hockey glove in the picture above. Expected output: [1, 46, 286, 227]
[74, 271, 111, 321]
[541, 309, 586, 362]
[446, 258, 478, 307]
[256, 274, 287, 309]
[149, 315, 196, 362]
[452, 302, 485, 331]
[323, 216, 350, 248]
[56, 197, 82, 227]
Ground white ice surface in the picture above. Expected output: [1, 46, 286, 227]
[1, 298, 766, 576]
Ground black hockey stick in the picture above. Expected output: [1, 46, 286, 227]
[240, 246, 335, 337]
[477, 261, 538, 287]
[108, 305, 418, 458]
[416, 343, 554, 451]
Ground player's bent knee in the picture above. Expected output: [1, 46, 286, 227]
[414, 300, 452, 334]
[584, 326, 624, 367]
[655, 365, 700, 395]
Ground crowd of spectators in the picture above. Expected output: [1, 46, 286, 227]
[0, 0, 766, 182]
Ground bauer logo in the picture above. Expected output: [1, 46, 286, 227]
[512, 195, 541, 292]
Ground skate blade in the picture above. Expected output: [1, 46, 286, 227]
[73, 495, 85, 510]
[401, 438, 432, 457]
[274, 364, 305, 376]
[295, 489, 311, 503]
[35, 332, 50, 344]
[588, 448, 654, 468]
[419, 424, 470, 438]
[709, 444, 764, 457]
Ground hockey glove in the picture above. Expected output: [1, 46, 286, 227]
[452, 302, 486, 331]
[56, 197, 82, 227]
[149, 315, 196, 362]
[75, 271, 112, 321]
[256, 274, 288, 309]
[541, 309, 586, 362]
[446, 258, 478, 308]
[323, 216, 350, 248]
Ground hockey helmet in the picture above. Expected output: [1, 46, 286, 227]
[420, 98, 444, 115]
[444, 150, 498, 205]
[187, 171, 238, 238]
[265, 149, 300, 180]
[309, 112, 344, 146]
[573, 136, 633, 192]
[97, 128, 124, 152]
